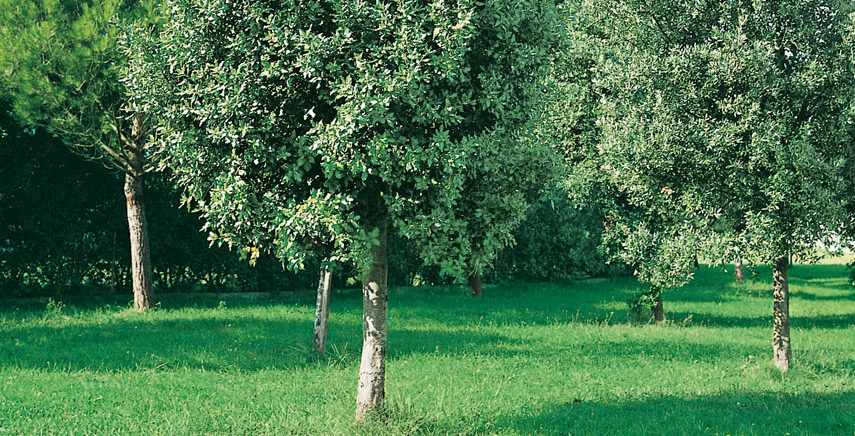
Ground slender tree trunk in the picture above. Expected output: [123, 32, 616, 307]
[651, 292, 665, 323]
[734, 256, 746, 282]
[312, 263, 333, 356]
[468, 271, 483, 297]
[772, 256, 791, 372]
[355, 204, 388, 420]
[124, 114, 153, 312]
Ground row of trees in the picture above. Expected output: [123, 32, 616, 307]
[3, 0, 855, 420]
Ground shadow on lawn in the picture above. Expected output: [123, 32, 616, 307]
[501, 391, 855, 436]
[796, 291, 855, 302]
[384, 391, 855, 436]
[1, 313, 766, 372]
[663, 310, 855, 330]
[1, 316, 322, 371]
[388, 327, 769, 367]
[1, 263, 851, 373]
[0, 314, 529, 372]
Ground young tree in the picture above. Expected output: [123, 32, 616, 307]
[311, 263, 333, 355]
[549, 2, 699, 320]
[126, 0, 557, 418]
[412, 127, 558, 297]
[584, 0, 855, 370]
[734, 256, 746, 283]
[0, 0, 160, 311]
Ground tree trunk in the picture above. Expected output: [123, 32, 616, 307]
[772, 256, 791, 372]
[355, 205, 388, 420]
[312, 263, 333, 356]
[125, 170, 153, 312]
[468, 271, 483, 297]
[124, 115, 153, 312]
[734, 256, 745, 282]
[651, 292, 665, 323]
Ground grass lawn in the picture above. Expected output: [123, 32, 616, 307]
[1, 263, 854, 435]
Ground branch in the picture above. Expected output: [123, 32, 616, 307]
[110, 123, 130, 146]
[99, 141, 131, 172]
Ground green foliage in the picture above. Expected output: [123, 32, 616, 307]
[1, 264, 854, 435]
[422, 126, 559, 279]
[125, 0, 559, 277]
[546, 2, 699, 293]
[496, 188, 610, 280]
[386, 233, 448, 287]
[584, 0, 855, 269]
[0, 0, 160, 170]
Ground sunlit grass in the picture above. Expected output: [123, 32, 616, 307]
[0, 263, 853, 435]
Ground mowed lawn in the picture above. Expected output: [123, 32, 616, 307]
[1, 264, 854, 436]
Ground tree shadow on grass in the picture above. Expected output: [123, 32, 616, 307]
[0, 310, 772, 373]
[796, 291, 855, 302]
[382, 391, 855, 436]
[387, 326, 766, 366]
[496, 391, 855, 436]
[664, 310, 855, 330]
[0, 290, 323, 314]
[0, 316, 321, 372]
[0, 313, 525, 373]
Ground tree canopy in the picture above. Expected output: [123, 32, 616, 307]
[0, 0, 159, 170]
[577, 0, 855, 368]
[126, 0, 559, 417]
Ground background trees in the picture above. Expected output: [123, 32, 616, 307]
[580, 0, 855, 370]
[0, 100, 314, 297]
[0, 0, 162, 310]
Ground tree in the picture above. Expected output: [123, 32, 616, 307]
[583, 0, 855, 370]
[311, 263, 333, 355]
[546, 2, 699, 321]
[0, 0, 161, 311]
[495, 187, 612, 281]
[734, 256, 746, 283]
[126, 0, 557, 418]
[411, 128, 558, 297]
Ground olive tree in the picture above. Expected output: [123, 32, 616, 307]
[126, 0, 557, 418]
[548, 2, 699, 320]
[416, 127, 558, 297]
[584, 0, 855, 370]
[0, 0, 160, 311]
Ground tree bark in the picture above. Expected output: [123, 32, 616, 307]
[124, 114, 153, 312]
[312, 263, 333, 356]
[468, 271, 483, 297]
[125, 170, 153, 311]
[355, 204, 388, 420]
[651, 292, 665, 323]
[734, 256, 745, 282]
[772, 256, 791, 372]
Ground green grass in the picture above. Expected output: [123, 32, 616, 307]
[1, 264, 854, 435]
